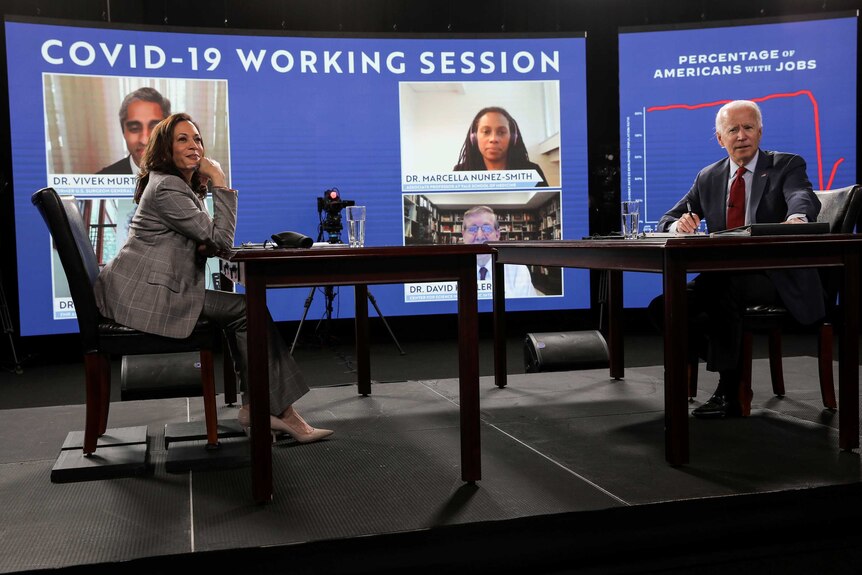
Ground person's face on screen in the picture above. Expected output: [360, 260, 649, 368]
[123, 100, 167, 167]
[462, 211, 500, 244]
[171, 120, 204, 182]
[475, 112, 512, 168]
[716, 105, 762, 167]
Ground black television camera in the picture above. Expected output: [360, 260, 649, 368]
[317, 188, 355, 243]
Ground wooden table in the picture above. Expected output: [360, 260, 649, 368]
[222, 244, 489, 503]
[490, 235, 862, 465]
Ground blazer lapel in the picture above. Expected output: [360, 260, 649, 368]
[749, 149, 772, 223]
[709, 158, 731, 229]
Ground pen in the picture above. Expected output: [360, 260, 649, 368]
[685, 201, 698, 234]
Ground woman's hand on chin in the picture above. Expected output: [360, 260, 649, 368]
[197, 157, 227, 189]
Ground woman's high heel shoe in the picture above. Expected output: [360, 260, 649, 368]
[275, 406, 334, 444]
[238, 406, 333, 444]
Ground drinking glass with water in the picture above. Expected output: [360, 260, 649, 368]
[620, 200, 641, 239]
[346, 205, 366, 247]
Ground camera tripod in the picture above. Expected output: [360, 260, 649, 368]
[290, 191, 405, 356]
[289, 230, 404, 356]
[0, 267, 26, 374]
[289, 283, 405, 356]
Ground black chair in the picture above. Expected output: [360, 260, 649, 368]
[724, 184, 862, 414]
[32, 187, 221, 460]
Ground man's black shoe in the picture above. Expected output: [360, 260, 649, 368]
[692, 394, 744, 418]
[692, 394, 730, 418]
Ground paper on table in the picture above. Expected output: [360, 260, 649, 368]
[311, 242, 347, 248]
[643, 231, 708, 238]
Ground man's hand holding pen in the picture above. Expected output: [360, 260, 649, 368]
[676, 200, 702, 234]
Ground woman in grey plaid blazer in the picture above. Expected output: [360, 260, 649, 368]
[94, 113, 332, 444]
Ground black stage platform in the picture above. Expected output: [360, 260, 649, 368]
[2, 355, 862, 574]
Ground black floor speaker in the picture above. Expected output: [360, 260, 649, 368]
[121, 352, 205, 401]
[524, 330, 610, 373]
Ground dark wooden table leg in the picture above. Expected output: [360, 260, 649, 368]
[354, 285, 371, 396]
[493, 259, 507, 388]
[245, 269, 273, 503]
[458, 255, 482, 482]
[608, 270, 624, 380]
[839, 252, 860, 451]
[663, 254, 689, 465]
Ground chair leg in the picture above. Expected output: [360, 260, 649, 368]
[83, 353, 105, 455]
[767, 329, 785, 397]
[818, 323, 837, 410]
[687, 358, 698, 400]
[200, 349, 219, 448]
[98, 353, 111, 435]
[222, 334, 238, 406]
[739, 331, 754, 416]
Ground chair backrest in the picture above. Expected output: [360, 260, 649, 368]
[813, 185, 862, 315]
[815, 185, 862, 233]
[31, 188, 102, 350]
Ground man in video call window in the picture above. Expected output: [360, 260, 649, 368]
[461, 205, 538, 298]
[97, 87, 171, 175]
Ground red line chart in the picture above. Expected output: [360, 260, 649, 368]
[647, 90, 844, 190]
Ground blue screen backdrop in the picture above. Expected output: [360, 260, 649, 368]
[6, 18, 589, 336]
[618, 14, 857, 307]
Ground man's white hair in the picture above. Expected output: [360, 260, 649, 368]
[715, 100, 762, 134]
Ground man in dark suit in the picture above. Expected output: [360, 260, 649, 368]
[651, 99, 823, 418]
[97, 87, 171, 175]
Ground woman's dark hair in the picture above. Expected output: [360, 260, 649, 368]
[134, 112, 206, 203]
[453, 106, 532, 171]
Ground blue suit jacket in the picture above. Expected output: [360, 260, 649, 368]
[658, 150, 824, 325]
[96, 156, 133, 175]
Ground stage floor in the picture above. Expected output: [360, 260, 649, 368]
[2, 356, 862, 574]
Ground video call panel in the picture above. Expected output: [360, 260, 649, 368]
[5, 19, 588, 336]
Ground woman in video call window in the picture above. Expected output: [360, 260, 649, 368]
[453, 106, 549, 187]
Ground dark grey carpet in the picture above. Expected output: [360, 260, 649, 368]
[1, 332, 861, 574]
